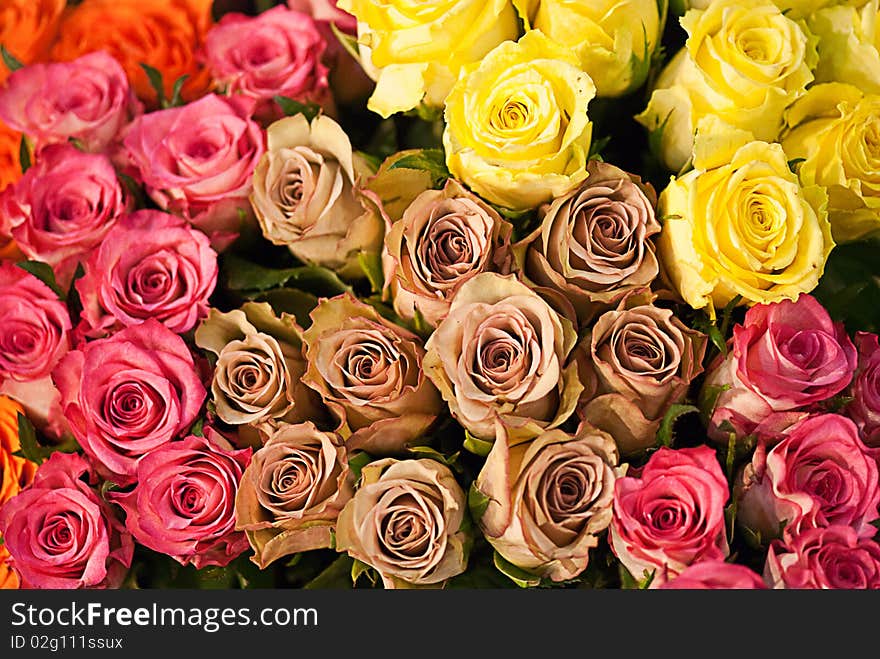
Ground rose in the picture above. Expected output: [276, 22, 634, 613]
[782, 83, 880, 243]
[288, 0, 356, 32]
[764, 525, 880, 589]
[578, 295, 707, 456]
[195, 302, 322, 437]
[335, 458, 469, 588]
[51, 0, 214, 107]
[0, 0, 65, 83]
[75, 210, 218, 338]
[657, 133, 833, 312]
[519, 0, 663, 97]
[336, 0, 519, 117]
[53, 320, 206, 486]
[703, 295, 857, 441]
[0, 452, 133, 589]
[810, 0, 880, 96]
[443, 31, 596, 212]
[383, 178, 514, 328]
[473, 424, 622, 582]
[0, 143, 128, 286]
[610, 446, 729, 586]
[516, 160, 660, 327]
[736, 414, 880, 541]
[847, 332, 880, 448]
[301, 294, 442, 454]
[637, 0, 816, 172]
[0, 52, 142, 154]
[235, 421, 354, 568]
[250, 113, 384, 280]
[123, 94, 265, 250]
[203, 6, 330, 121]
[0, 121, 22, 196]
[424, 272, 582, 444]
[659, 560, 767, 589]
[110, 433, 251, 568]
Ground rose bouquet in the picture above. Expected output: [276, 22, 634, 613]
[0, 0, 878, 591]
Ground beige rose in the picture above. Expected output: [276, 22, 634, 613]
[250, 113, 385, 280]
[474, 423, 623, 582]
[301, 294, 442, 454]
[579, 295, 707, 456]
[424, 272, 582, 444]
[335, 458, 470, 588]
[516, 159, 660, 327]
[383, 178, 514, 328]
[235, 421, 354, 568]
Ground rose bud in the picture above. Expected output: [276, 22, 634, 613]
[383, 178, 514, 328]
[250, 113, 384, 281]
[517, 160, 660, 327]
[659, 561, 767, 589]
[424, 272, 582, 444]
[473, 423, 623, 583]
[579, 294, 707, 456]
[0, 452, 133, 589]
[110, 432, 251, 569]
[75, 210, 218, 338]
[735, 414, 880, 542]
[335, 458, 470, 588]
[610, 446, 729, 587]
[235, 421, 354, 568]
[765, 525, 880, 589]
[301, 294, 442, 454]
[846, 332, 880, 449]
[703, 295, 857, 442]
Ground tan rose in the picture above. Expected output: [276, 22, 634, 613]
[301, 294, 442, 454]
[234, 422, 354, 568]
[474, 423, 623, 582]
[335, 458, 470, 588]
[424, 272, 582, 444]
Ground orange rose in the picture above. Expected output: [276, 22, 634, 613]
[0, 0, 66, 83]
[51, 0, 214, 107]
[0, 120, 22, 261]
[0, 396, 35, 590]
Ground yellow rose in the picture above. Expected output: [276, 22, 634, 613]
[443, 30, 596, 212]
[783, 83, 880, 242]
[514, 0, 663, 97]
[637, 0, 816, 172]
[657, 129, 833, 313]
[337, 0, 520, 118]
[681, 1, 861, 19]
[811, 0, 880, 94]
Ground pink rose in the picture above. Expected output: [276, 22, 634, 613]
[0, 452, 133, 589]
[765, 525, 880, 589]
[122, 94, 265, 250]
[53, 320, 206, 486]
[110, 433, 251, 569]
[703, 295, 857, 442]
[659, 561, 767, 589]
[75, 210, 218, 338]
[735, 414, 879, 541]
[847, 332, 880, 449]
[288, 0, 356, 33]
[609, 446, 730, 586]
[0, 143, 128, 286]
[204, 6, 329, 122]
[0, 51, 141, 153]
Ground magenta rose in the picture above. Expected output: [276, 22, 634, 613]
[703, 295, 857, 442]
[846, 332, 880, 449]
[764, 525, 880, 589]
[736, 414, 880, 541]
[204, 6, 329, 122]
[53, 320, 206, 486]
[609, 446, 730, 587]
[0, 452, 133, 589]
[0, 51, 141, 153]
[659, 561, 767, 589]
[0, 143, 128, 286]
[75, 210, 218, 338]
[110, 433, 251, 569]
[122, 94, 265, 250]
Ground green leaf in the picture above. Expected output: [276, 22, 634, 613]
[18, 135, 30, 173]
[196, 566, 236, 590]
[16, 260, 64, 298]
[656, 404, 699, 448]
[348, 451, 372, 482]
[274, 95, 320, 122]
[254, 288, 320, 329]
[15, 413, 43, 465]
[406, 445, 461, 472]
[358, 251, 384, 293]
[725, 434, 737, 482]
[719, 294, 743, 339]
[462, 430, 493, 457]
[693, 313, 728, 357]
[787, 157, 805, 173]
[698, 383, 730, 427]
[725, 500, 737, 544]
[588, 135, 612, 161]
[351, 559, 378, 587]
[303, 554, 354, 589]
[329, 21, 362, 64]
[822, 394, 855, 413]
[167, 74, 189, 108]
[67, 137, 87, 151]
[411, 308, 429, 337]
[388, 148, 449, 189]
[468, 482, 490, 522]
[618, 565, 655, 589]
[639, 569, 655, 589]
[189, 417, 205, 438]
[812, 239, 880, 334]
[139, 63, 166, 107]
[0, 45, 23, 72]
[492, 551, 541, 588]
[223, 254, 352, 296]
[66, 262, 85, 322]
